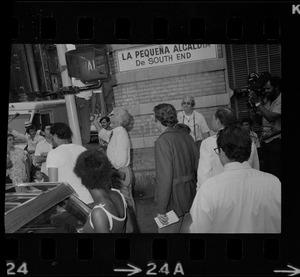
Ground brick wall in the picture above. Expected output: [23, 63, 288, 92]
[108, 44, 230, 196]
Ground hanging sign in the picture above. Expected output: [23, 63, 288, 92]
[117, 44, 217, 72]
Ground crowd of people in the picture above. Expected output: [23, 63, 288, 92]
[6, 73, 281, 233]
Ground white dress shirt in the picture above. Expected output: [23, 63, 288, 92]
[197, 134, 260, 189]
[106, 126, 130, 169]
[190, 161, 281, 233]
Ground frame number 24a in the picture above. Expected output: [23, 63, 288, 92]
[147, 262, 184, 275]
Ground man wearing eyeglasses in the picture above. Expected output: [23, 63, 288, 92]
[197, 107, 260, 189]
[177, 96, 210, 150]
[189, 125, 281, 233]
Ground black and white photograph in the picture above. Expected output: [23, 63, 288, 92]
[4, 1, 300, 276]
[6, 43, 281, 234]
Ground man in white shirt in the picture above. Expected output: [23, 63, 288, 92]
[107, 108, 136, 212]
[197, 107, 260, 189]
[34, 123, 53, 176]
[177, 96, 210, 150]
[189, 124, 281, 233]
[46, 122, 93, 205]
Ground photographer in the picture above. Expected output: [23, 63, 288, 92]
[249, 76, 281, 180]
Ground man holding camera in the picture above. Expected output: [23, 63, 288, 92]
[249, 76, 281, 180]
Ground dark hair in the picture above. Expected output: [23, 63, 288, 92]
[32, 167, 41, 176]
[153, 103, 178, 127]
[269, 76, 282, 91]
[74, 149, 113, 190]
[241, 117, 253, 126]
[174, 123, 191, 134]
[26, 125, 36, 134]
[217, 125, 252, 163]
[50, 122, 73, 140]
[99, 116, 110, 124]
[42, 123, 53, 132]
[215, 107, 237, 127]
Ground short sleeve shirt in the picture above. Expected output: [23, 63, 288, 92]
[177, 110, 210, 141]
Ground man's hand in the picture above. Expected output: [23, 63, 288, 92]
[248, 91, 260, 105]
[157, 213, 169, 225]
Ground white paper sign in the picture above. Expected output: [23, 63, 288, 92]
[117, 44, 217, 72]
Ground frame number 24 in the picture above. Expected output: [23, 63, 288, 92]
[7, 262, 28, 275]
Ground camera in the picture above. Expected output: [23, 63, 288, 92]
[234, 72, 271, 113]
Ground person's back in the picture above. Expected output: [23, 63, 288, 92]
[197, 134, 259, 188]
[192, 164, 280, 233]
[155, 127, 199, 217]
[197, 108, 260, 189]
[190, 125, 280, 233]
[159, 128, 199, 179]
[83, 188, 127, 233]
[47, 144, 93, 204]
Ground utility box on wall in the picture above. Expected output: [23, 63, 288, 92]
[65, 46, 110, 84]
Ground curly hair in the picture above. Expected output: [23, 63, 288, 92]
[114, 108, 131, 127]
[74, 149, 113, 190]
[50, 122, 73, 140]
[217, 124, 252, 163]
[153, 103, 178, 127]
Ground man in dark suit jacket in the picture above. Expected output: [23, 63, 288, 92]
[153, 103, 199, 233]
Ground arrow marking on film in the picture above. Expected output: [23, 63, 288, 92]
[114, 263, 142, 276]
[274, 264, 300, 276]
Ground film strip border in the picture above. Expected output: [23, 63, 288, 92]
[10, 2, 298, 42]
[6, 1, 300, 276]
[5, 235, 295, 276]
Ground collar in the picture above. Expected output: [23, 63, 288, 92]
[157, 127, 180, 139]
[224, 161, 251, 171]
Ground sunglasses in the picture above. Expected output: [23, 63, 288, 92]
[182, 102, 191, 105]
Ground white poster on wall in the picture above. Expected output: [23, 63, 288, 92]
[117, 44, 217, 72]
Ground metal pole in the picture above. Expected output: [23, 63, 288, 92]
[24, 44, 40, 92]
[55, 44, 82, 145]
[94, 86, 107, 116]
[99, 89, 107, 116]
[38, 44, 49, 91]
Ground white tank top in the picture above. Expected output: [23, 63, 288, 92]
[89, 189, 127, 231]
